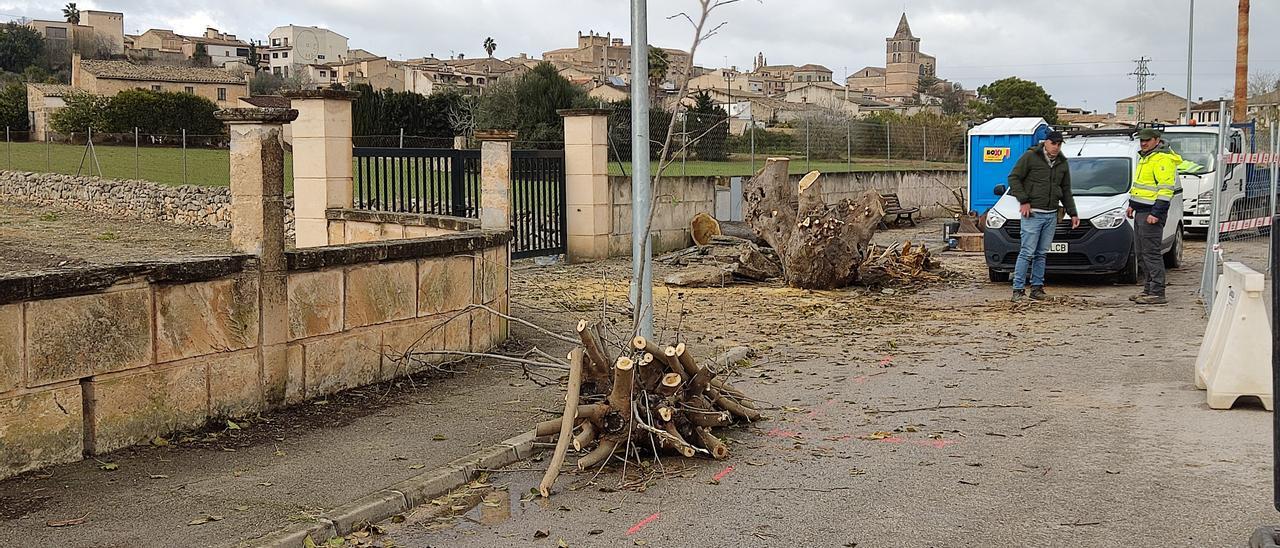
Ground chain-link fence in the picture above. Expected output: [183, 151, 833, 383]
[3, 128, 234, 187]
[607, 110, 966, 177]
[1201, 115, 1279, 312]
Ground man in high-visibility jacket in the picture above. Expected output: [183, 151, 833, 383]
[1126, 128, 1182, 305]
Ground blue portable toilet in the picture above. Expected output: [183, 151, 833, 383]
[967, 118, 1050, 214]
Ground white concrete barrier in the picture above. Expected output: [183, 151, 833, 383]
[1195, 262, 1273, 410]
[1195, 273, 1228, 390]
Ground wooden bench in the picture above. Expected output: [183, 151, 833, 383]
[880, 193, 919, 228]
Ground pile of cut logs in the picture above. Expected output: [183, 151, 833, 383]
[535, 320, 761, 497]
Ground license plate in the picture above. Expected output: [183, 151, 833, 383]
[1048, 242, 1068, 254]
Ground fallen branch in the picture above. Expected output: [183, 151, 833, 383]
[539, 349, 584, 497]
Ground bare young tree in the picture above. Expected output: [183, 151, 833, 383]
[630, 0, 739, 335]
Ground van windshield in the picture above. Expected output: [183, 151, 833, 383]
[1070, 157, 1132, 196]
[1164, 133, 1217, 174]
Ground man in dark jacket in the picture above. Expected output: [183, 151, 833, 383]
[1006, 131, 1080, 302]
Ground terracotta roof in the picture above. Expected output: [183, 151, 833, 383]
[80, 60, 247, 84]
[240, 95, 291, 108]
[29, 83, 74, 97]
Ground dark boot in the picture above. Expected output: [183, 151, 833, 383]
[1135, 294, 1168, 305]
[1011, 289, 1026, 302]
[1029, 286, 1047, 301]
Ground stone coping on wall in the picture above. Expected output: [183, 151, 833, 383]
[281, 89, 361, 100]
[286, 230, 511, 271]
[0, 255, 255, 305]
[325, 209, 480, 232]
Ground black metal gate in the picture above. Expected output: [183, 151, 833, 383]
[510, 149, 567, 259]
[351, 147, 566, 259]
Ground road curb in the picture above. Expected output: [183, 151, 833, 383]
[248, 430, 541, 547]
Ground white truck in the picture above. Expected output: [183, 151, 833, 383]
[1163, 125, 1247, 234]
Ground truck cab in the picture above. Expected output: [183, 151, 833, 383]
[1163, 125, 1246, 234]
[983, 132, 1184, 284]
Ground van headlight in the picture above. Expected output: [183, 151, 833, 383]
[1196, 191, 1212, 215]
[1090, 207, 1128, 229]
[986, 209, 1007, 229]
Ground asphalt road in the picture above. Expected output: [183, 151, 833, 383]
[374, 239, 1278, 547]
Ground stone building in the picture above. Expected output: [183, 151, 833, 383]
[748, 54, 834, 96]
[25, 83, 73, 141]
[128, 28, 251, 67]
[29, 10, 125, 56]
[72, 55, 250, 108]
[542, 31, 690, 85]
[844, 14, 937, 102]
[1115, 90, 1186, 124]
[264, 25, 349, 79]
[403, 56, 525, 95]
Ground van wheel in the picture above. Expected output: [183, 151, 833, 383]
[1118, 252, 1139, 284]
[988, 268, 1010, 283]
[1164, 226, 1184, 269]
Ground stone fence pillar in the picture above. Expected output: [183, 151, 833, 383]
[558, 108, 612, 263]
[284, 89, 358, 248]
[216, 107, 297, 408]
[476, 130, 515, 232]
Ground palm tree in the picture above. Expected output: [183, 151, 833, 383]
[62, 2, 80, 24]
[647, 46, 669, 87]
[483, 37, 497, 58]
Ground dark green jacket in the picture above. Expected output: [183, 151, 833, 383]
[1007, 144, 1078, 217]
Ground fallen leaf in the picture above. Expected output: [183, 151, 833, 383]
[588, 529, 604, 535]
[534, 529, 550, 539]
[409, 464, 425, 470]
[151, 437, 169, 447]
[235, 505, 250, 511]
[257, 482, 274, 487]
[858, 432, 894, 441]
[148, 474, 169, 479]
[390, 514, 406, 524]
[274, 449, 286, 457]
[46, 513, 90, 527]
[226, 420, 240, 430]
[187, 515, 224, 526]
[99, 462, 118, 471]
[304, 536, 318, 548]
[558, 540, 569, 547]
[391, 456, 408, 461]
[432, 434, 447, 441]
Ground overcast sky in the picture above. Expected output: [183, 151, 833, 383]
[8, 0, 1279, 113]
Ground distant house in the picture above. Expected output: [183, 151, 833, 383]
[265, 25, 349, 80]
[404, 55, 524, 95]
[1115, 90, 1185, 124]
[1186, 98, 1230, 125]
[587, 82, 629, 103]
[25, 83, 74, 141]
[72, 55, 250, 108]
[310, 56, 406, 91]
[29, 10, 125, 55]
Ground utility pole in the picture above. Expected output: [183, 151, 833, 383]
[1185, 0, 1194, 123]
[629, 0, 653, 338]
[1233, 0, 1249, 122]
[1129, 57, 1155, 122]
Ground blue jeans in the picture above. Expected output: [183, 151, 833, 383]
[1012, 211, 1057, 290]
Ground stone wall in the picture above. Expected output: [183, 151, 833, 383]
[0, 231, 510, 480]
[324, 208, 477, 245]
[0, 171, 296, 236]
[604, 169, 964, 257]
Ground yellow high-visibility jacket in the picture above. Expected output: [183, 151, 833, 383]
[1129, 142, 1182, 218]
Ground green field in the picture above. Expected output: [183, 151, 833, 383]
[2, 141, 295, 190]
[0, 141, 963, 191]
[607, 158, 963, 177]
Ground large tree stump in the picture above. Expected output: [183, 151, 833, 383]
[744, 158, 886, 289]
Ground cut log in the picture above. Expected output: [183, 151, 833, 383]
[718, 220, 768, 247]
[572, 421, 597, 452]
[657, 373, 682, 397]
[576, 320, 611, 379]
[691, 212, 721, 246]
[695, 427, 729, 460]
[744, 159, 887, 289]
[539, 348, 584, 497]
[663, 264, 735, 287]
[577, 439, 618, 470]
[608, 357, 635, 419]
[662, 422, 698, 458]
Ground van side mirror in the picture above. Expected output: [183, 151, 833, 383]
[1229, 135, 1243, 153]
[993, 184, 1007, 196]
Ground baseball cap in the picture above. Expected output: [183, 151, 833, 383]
[1136, 128, 1162, 140]
[1044, 130, 1064, 143]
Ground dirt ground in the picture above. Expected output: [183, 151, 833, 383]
[0, 201, 233, 273]
[361, 220, 1277, 548]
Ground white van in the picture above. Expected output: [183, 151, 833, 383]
[1163, 125, 1247, 233]
[983, 131, 1184, 284]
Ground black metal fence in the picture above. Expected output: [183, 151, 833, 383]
[353, 148, 481, 217]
